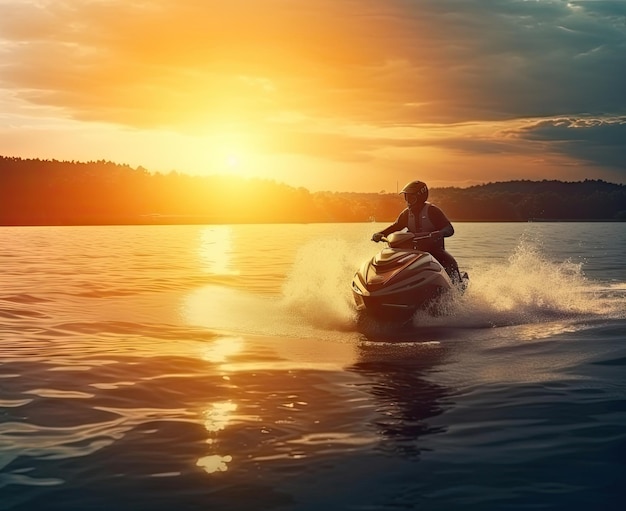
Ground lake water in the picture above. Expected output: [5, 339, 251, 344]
[1, 222, 625, 510]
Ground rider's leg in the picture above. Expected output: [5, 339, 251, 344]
[432, 250, 461, 282]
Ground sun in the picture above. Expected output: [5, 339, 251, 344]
[218, 149, 249, 176]
[179, 129, 258, 177]
[211, 134, 245, 174]
[164, 125, 295, 181]
[225, 153, 241, 169]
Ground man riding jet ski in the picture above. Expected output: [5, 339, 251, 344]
[352, 181, 467, 321]
[373, 180, 462, 282]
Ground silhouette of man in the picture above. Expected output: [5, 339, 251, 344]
[372, 180, 461, 281]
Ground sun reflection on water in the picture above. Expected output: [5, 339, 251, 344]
[199, 226, 239, 276]
[201, 336, 245, 364]
[203, 401, 238, 433]
[196, 454, 233, 474]
[197, 400, 238, 475]
[196, 336, 244, 475]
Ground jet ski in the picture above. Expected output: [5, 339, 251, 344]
[351, 232, 468, 321]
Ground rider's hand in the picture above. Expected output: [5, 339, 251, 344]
[372, 232, 384, 242]
[429, 230, 443, 241]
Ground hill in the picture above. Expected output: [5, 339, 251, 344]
[1, 156, 625, 224]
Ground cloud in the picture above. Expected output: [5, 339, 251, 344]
[1, 0, 624, 123]
[0, 0, 625, 183]
[513, 116, 626, 172]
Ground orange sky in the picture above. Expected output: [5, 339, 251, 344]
[0, 0, 625, 191]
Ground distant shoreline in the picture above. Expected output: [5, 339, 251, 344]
[527, 218, 626, 223]
[2, 157, 626, 223]
[2, 218, 625, 227]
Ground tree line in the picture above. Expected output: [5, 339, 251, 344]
[1, 156, 625, 225]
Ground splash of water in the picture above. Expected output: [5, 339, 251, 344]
[183, 236, 368, 339]
[282, 237, 614, 333]
[414, 240, 606, 329]
[185, 237, 619, 340]
[280, 237, 363, 331]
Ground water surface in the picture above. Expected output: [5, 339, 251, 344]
[1, 223, 625, 510]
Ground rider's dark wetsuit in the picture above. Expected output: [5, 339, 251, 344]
[378, 201, 461, 281]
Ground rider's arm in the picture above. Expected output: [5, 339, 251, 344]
[380, 209, 409, 236]
[429, 206, 454, 238]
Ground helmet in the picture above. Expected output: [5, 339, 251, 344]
[400, 180, 428, 205]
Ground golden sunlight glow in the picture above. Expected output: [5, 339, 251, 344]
[0, 0, 616, 191]
[212, 135, 251, 176]
[189, 129, 260, 178]
[225, 154, 240, 169]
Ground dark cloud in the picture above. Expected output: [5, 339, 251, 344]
[513, 116, 626, 173]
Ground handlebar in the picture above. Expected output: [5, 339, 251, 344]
[375, 233, 434, 243]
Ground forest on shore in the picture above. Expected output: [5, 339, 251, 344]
[1, 156, 626, 225]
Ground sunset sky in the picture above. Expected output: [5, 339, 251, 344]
[1, 0, 625, 192]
